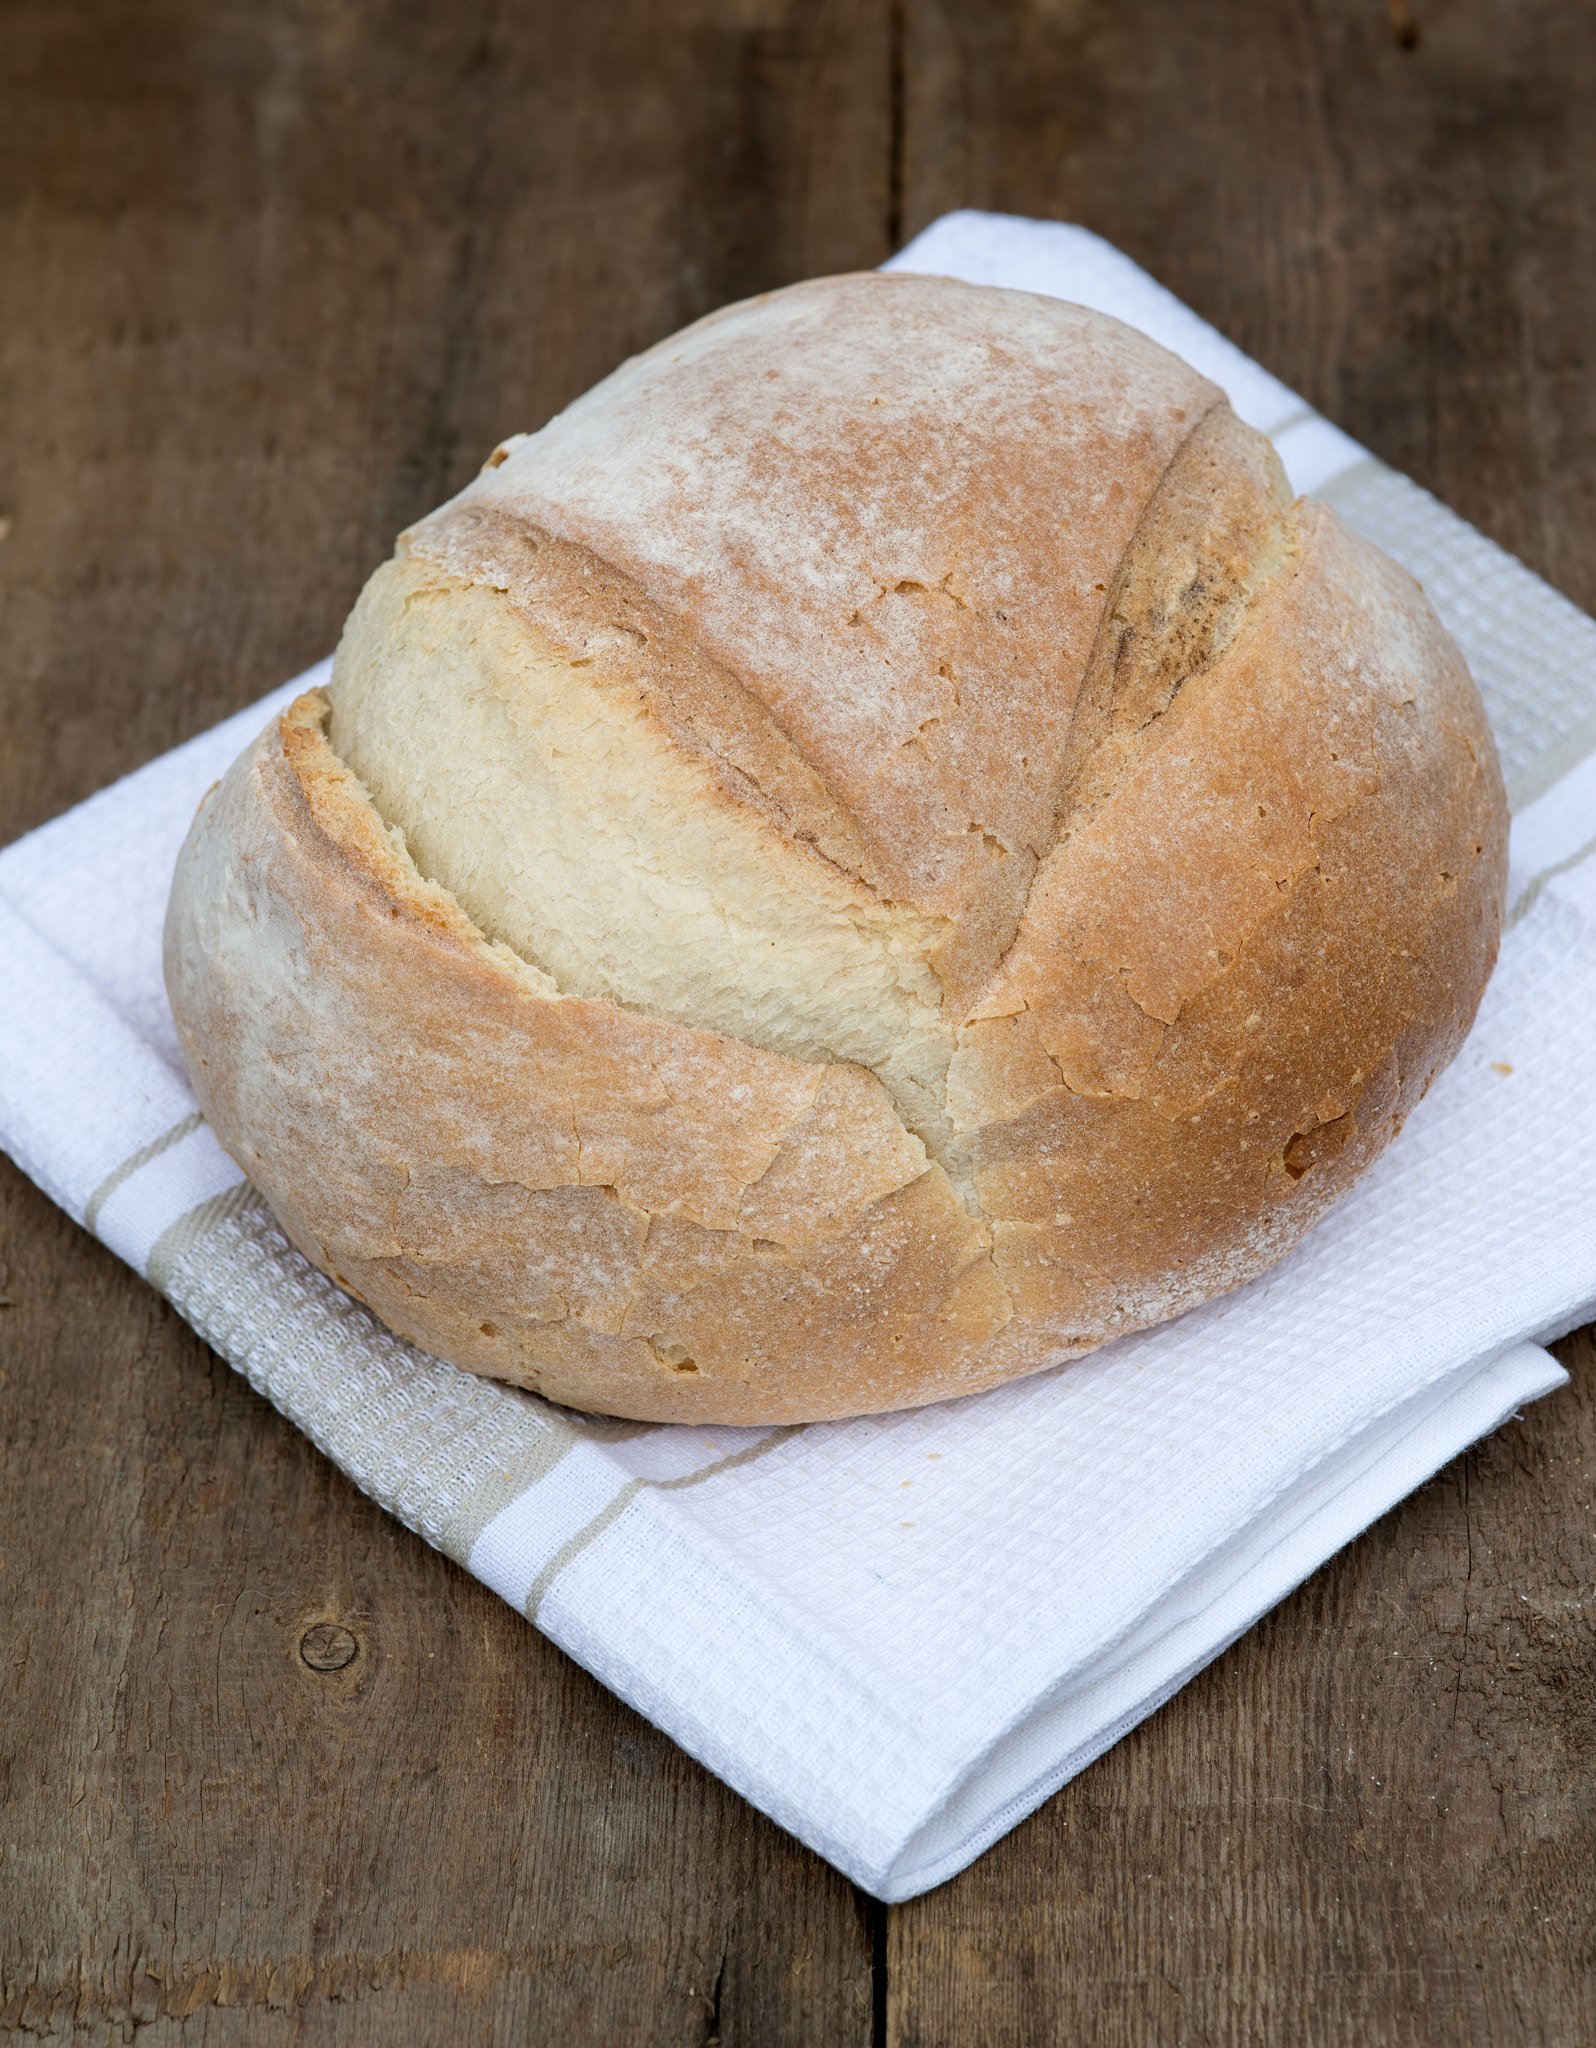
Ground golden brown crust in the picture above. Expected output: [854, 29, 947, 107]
[163, 273, 1509, 1423]
[410, 271, 1224, 1014]
[953, 502, 1505, 1332]
[165, 693, 1015, 1424]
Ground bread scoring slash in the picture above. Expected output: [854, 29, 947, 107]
[164, 273, 1507, 1423]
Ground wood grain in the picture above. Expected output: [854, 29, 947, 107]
[1, 2, 890, 2041]
[0, 0, 895, 841]
[3, 1, 1594, 2042]
[903, 0, 1596, 615]
[0, 1156, 875, 2045]
[889, 1323, 1596, 2048]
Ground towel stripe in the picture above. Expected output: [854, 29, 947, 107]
[526, 1425, 805, 1622]
[83, 1109, 205, 1236]
[1506, 828, 1596, 934]
[145, 1179, 257, 1293]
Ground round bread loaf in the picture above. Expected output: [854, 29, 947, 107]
[164, 272, 1507, 1424]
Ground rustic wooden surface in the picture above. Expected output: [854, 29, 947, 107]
[3, 1, 1593, 2040]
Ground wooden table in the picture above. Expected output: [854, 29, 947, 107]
[4, 4, 1593, 2040]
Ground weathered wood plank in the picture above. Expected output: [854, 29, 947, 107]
[890, 1, 1596, 2039]
[0, 1143, 876, 2044]
[888, 1327, 1596, 2047]
[0, 0, 890, 2039]
[0, 0, 896, 840]
[903, 0, 1596, 614]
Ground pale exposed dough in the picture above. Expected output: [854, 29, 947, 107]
[329, 561, 960, 1182]
[164, 271, 1508, 1423]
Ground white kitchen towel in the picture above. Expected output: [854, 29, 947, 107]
[3, 212, 1593, 1903]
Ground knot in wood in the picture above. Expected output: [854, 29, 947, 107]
[300, 1621, 359, 1672]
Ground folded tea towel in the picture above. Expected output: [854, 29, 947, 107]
[2, 212, 1593, 1902]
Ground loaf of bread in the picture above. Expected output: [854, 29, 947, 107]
[164, 273, 1507, 1424]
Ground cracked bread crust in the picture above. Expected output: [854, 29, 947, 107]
[410, 270, 1222, 1019]
[955, 499, 1504, 1340]
[165, 693, 1013, 1423]
[163, 273, 1507, 1423]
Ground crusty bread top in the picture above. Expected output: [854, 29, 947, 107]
[326, 273, 1503, 1234]
[165, 272, 1507, 1422]
[402, 273, 1229, 1014]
